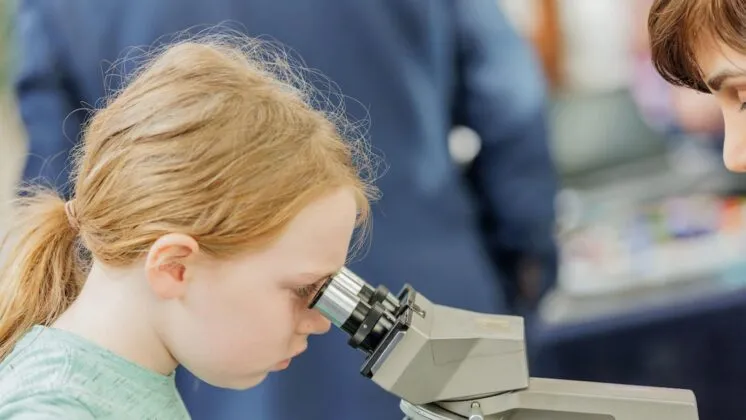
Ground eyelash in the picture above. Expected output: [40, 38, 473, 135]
[740, 102, 746, 112]
[295, 279, 326, 299]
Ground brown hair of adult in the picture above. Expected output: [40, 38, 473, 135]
[648, 0, 746, 93]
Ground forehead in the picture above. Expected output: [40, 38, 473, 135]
[264, 188, 358, 270]
[696, 37, 746, 83]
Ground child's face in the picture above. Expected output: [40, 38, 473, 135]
[153, 187, 359, 389]
[696, 38, 746, 171]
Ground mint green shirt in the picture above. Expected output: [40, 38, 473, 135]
[0, 326, 191, 419]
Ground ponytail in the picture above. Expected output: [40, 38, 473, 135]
[0, 188, 85, 360]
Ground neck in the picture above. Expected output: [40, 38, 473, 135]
[53, 262, 178, 375]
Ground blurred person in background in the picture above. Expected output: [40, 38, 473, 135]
[12, 0, 558, 419]
[648, 0, 746, 170]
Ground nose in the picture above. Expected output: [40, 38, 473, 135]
[722, 114, 746, 172]
[297, 308, 332, 335]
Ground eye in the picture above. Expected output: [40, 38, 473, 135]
[295, 284, 319, 299]
[294, 278, 327, 300]
[736, 90, 746, 111]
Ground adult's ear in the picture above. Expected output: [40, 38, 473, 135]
[145, 233, 200, 300]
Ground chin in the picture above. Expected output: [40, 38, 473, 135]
[207, 372, 268, 391]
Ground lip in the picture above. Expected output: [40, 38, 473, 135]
[291, 344, 308, 359]
[274, 345, 307, 370]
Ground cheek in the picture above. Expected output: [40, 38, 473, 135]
[191, 285, 299, 359]
[162, 271, 307, 387]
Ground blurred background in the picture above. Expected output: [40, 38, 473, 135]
[3, 1, 746, 419]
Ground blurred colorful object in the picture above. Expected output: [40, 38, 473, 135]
[559, 194, 746, 296]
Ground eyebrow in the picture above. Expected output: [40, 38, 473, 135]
[293, 271, 337, 283]
[707, 69, 746, 91]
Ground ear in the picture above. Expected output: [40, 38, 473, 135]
[145, 233, 200, 300]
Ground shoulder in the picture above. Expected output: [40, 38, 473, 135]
[0, 328, 78, 406]
[0, 391, 95, 419]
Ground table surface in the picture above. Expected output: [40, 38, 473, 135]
[531, 264, 746, 420]
[536, 261, 746, 336]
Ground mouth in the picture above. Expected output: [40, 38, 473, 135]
[274, 345, 307, 370]
[275, 358, 292, 370]
[294, 347, 307, 358]
[290, 342, 308, 359]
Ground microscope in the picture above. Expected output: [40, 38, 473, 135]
[308, 268, 700, 420]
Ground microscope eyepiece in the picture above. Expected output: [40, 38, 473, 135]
[309, 268, 398, 354]
[308, 276, 359, 329]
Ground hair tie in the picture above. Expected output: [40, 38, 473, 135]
[64, 200, 80, 232]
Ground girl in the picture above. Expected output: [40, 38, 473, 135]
[0, 36, 377, 418]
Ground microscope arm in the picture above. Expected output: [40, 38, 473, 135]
[401, 377, 699, 420]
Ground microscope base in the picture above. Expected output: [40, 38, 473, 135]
[400, 377, 699, 420]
